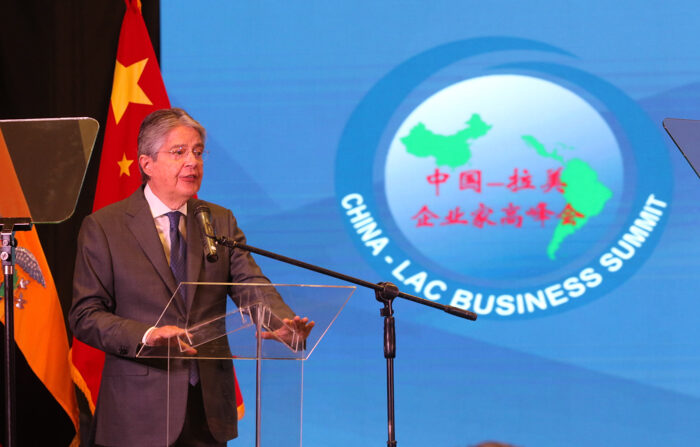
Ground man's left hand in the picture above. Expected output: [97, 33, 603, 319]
[260, 316, 315, 351]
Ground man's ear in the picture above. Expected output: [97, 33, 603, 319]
[139, 154, 152, 176]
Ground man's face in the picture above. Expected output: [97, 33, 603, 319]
[139, 125, 204, 209]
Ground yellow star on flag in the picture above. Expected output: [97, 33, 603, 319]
[110, 58, 153, 124]
[117, 153, 134, 176]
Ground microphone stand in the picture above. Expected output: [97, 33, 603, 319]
[212, 235, 477, 447]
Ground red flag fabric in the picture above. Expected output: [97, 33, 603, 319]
[69, 0, 244, 420]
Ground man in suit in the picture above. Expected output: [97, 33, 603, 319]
[70, 108, 313, 446]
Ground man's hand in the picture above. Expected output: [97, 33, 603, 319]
[144, 325, 197, 355]
[260, 316, 315, 351]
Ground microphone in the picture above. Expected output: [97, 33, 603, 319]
[194, 203, 218, 262]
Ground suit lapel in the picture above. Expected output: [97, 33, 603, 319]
[125, 188, 186, 317]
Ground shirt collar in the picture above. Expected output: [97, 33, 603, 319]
[144, 184, 188, 218]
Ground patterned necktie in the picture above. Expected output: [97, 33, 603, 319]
[166, 211, 187, 303]
[166, 211, 199, 385]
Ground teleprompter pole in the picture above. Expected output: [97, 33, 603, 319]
[212, 235, 477, 445]
[1, 218, 32, 447]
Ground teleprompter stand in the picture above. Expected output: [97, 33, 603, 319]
[0, 118, 98, 447]
[212, 235, 478, 446]
[663, 118, 700, 179]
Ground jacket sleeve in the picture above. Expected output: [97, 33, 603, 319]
[69, 214, 150, 357]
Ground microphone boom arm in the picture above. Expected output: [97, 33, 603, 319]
[212, 234, 477, 321]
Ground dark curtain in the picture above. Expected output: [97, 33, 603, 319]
[0, 1, 160, 444]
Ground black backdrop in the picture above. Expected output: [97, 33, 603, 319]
[0, 1, 160, 444]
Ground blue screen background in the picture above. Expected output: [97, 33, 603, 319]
[161, 3, 700, 445]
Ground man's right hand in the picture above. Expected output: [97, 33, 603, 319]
[144, 325, 197, 355]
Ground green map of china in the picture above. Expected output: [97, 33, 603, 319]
[400, 114, 612, 260]
[401, 114, 492, 168]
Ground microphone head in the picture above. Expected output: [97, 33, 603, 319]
[194, 203, 211, 217]
[194, 202, 219, 262]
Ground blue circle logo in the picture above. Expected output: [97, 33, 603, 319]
[335, 38, 672, 319]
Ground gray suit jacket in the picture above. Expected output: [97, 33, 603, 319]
[70, 187, 293, 446]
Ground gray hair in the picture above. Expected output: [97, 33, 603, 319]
[137, 107, 206, 182]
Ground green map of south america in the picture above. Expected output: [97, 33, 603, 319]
[522, 135, 612, 259]
[400, 113, 612, 260]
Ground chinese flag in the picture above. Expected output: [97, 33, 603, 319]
[0, 132, 79, 444]
[69, 0, 245, 421]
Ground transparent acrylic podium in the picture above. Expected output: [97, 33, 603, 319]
[136, 283, 355, 446]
